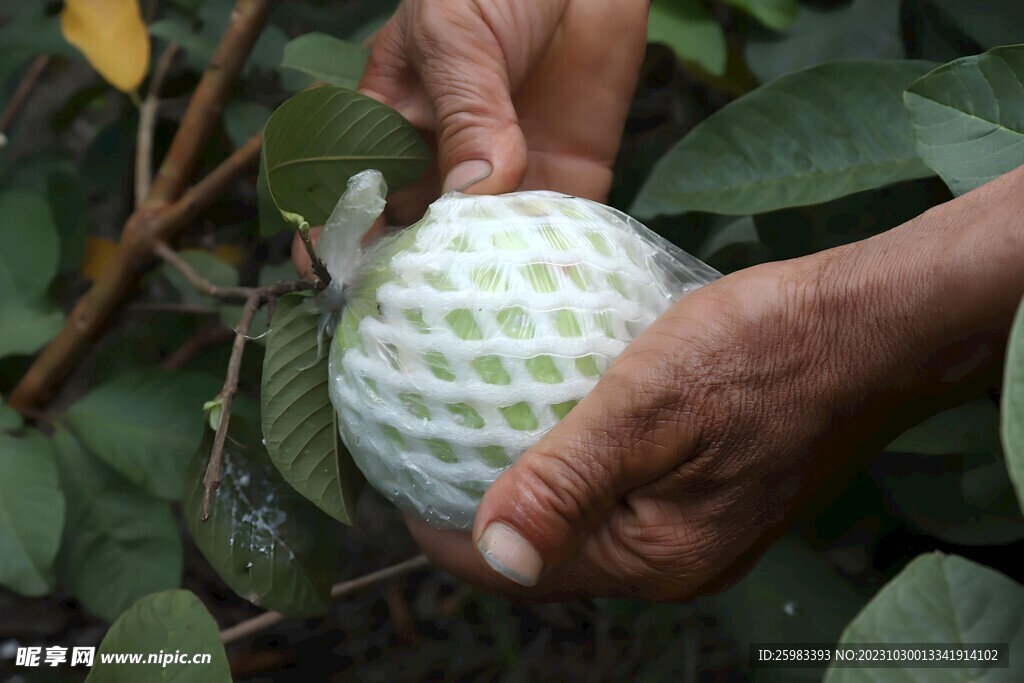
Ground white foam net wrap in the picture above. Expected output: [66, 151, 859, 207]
[322, 171, 720, 529]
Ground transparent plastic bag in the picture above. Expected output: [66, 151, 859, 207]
[319, 170, 720, 530]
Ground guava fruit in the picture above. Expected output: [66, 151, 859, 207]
[321, 171, 718, 529]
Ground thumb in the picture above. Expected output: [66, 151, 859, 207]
[470, 333, 702, 587]
[412, 10, 528, 194]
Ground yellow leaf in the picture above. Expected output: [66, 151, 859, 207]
[82, 237, 120, 281]
[61, 0, 150, 93]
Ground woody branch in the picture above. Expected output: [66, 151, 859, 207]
[9, 0, 273, 412]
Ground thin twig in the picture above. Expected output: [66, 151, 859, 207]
[219, 556, 432, 644]
[202, 292, 260, 521]
[166, 242, 314, 519]
[155, 241, 262, 301]
[136, 44, 180, 205]
[0, 55, 50, 134]
[298, 223, 332, 288]
[153, 240, 315, 302]
[162, 324, 235, 370]
[9, 0, 272, 411]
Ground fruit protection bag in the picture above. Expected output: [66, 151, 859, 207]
[318, 170, 720, 530]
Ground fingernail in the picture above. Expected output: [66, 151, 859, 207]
[476, 522, 543, 587]
[443, 160, 492, 193]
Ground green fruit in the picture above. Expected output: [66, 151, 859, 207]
[327, 186, 717, 529]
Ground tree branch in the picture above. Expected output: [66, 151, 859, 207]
[10, 133, 265, 411]
[136, 44, 180, 205]
[0, 55, 49, 135]
[154, 239, 314, 519]
[144, 0, 271, 206]
[9, 0, 272, 412]
[202, 292, 260, 521]
[219, 555, 432, 644]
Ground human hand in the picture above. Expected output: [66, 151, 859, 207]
[406, 254, 895, 598]
[360, 0, 648, 205]
[295, 0, 647, 278]
[407, 167, 1024, 598]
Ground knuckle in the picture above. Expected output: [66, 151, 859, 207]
[511, 441, 615, 539]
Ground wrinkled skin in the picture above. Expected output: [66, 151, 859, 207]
[293, 0, 646, 269]
[411, 172, 1024, 598]
[296, 0, 1024, 600]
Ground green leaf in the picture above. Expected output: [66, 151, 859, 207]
[0, 5, 79, 86]
[647, 0, 726, 76]
[86, 590, 231, 682]
[1004, 297, 1024, 513]
[0, 431, 64, 596]
[632, 60, 938, 218]
[877, 435, 1023, 545]
[65, 370, 220, 500]
[258, 146, 292, 236]
[0, 399, 22, 431]
[719, 0, 798, 30]
[81, 112, 139, 196]
[0, 189, 59, 298]
[148, 18, 217, 67]
[184, 424, 339, 616]
[261, 86, 430, 233]
[880, 400, 1024, 544]
[930, 0, 1024, 50]
[825, 553, 1024, 682]
[714, 536, 865, 680]
[166, 0, 203, 14]
[281, 32, 369, 89]
[149, 3, 290, 75]
[904, 45, 1024, 196]
[2, 154, 88, 271]
[0, 296, 64, 359]
[262, 292, 364, 523]
[224, 100, 272, 149]
[697, 215, 759, 260]
[889, 399, 1003, 456]
[52, 429, 182, 622]
[745, 0, 904, 84]
[160, 248, 238, 305]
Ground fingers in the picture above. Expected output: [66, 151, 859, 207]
[360, 2, 531, 195]
[470, 303, 717, 587]
[404, 516, 611, 601]
[412, 3, 528, 194]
